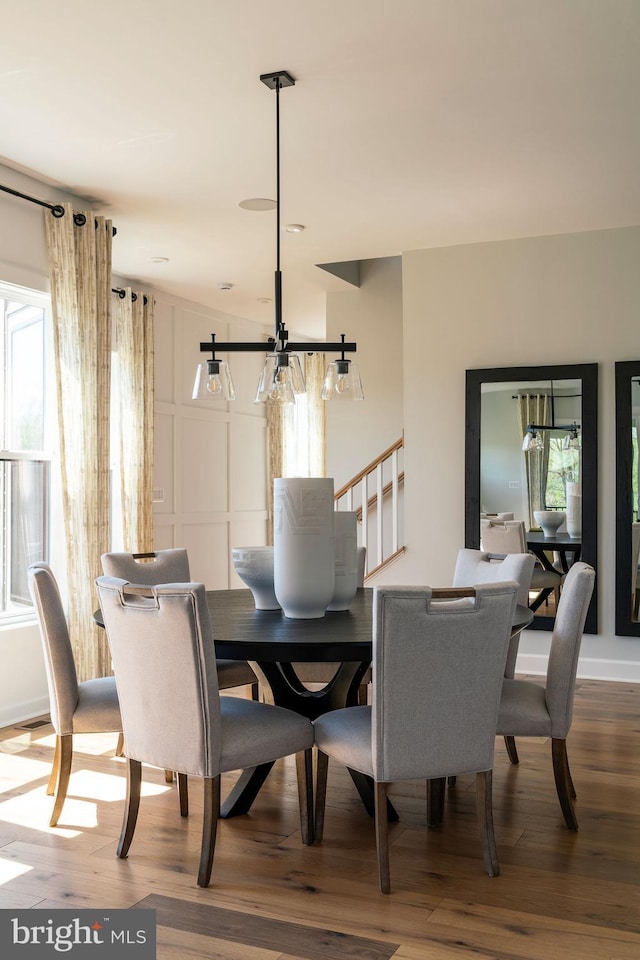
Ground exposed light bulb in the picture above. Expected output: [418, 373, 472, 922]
[335, 371, 351, 394]
[207, 372, 223, 395]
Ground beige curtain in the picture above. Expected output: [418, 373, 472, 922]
[45, 205, 112, 681]
[265, 352, 327, 543]
[114, 290, 155, 552]
[516, 393, 550, 528]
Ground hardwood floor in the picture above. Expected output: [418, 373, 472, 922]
[0, 677, 638, 959]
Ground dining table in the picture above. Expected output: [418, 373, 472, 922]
[526, 531, 582, 574]
[95, 586, 533, 821]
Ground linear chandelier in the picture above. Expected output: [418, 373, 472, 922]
[192, 70, 364, 405]
[521, 380, 580, 451]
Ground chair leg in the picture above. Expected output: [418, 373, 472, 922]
[374, 781, 391, 894]
[198, 776, 220, 887]
[49, 734, 73, 827]
[164, 770, 174, 783]
[314, 749, 329, 842]
[427, 777, 446, 826]
[115, 732, 125, 757]
[117, 758, 142, 858]
[295, 749, 314, 845]
[178, 773, 189, 817]
[504, 735, 519, 765]
[552, 738, 578, 830]
[47, 735, 61, 796]
[250, 681, 260, 701]
[476, 770, 500, 877]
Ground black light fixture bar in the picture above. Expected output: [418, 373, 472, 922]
[199, 338, 356, 354]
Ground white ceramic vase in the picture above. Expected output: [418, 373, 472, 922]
[273, 477, 335, 619]
[326, 511, 359, 611]
[566, 482, 582, 539]
[231, 546, 280, 610]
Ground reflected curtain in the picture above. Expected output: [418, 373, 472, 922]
[45, 205, 112, 681]
[516, 393, 550, 529]
[114, 289, 155, 553]
[265, 352, 327, 543]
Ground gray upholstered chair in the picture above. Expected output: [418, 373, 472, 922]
[452, 548, 535, 679]
[496, 561, 595, 830]
[27, 562, 123, 827]
[95, 577, 315, 887]
[480, 519, 563, 609]
[100, 550, 258, 695]
[313, 581, 518, 893]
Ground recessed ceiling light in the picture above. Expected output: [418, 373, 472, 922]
[239, 198, 277, 211]
[217, 282, 234, 291]
[284, 223, 305, 233]
[150, 256, 169, 263]
[257, 297, 272, 304]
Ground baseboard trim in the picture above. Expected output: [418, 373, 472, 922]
[0, 696, 50, 730]
[517, 653, 640, 683]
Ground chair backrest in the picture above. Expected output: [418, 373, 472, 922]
[453, 548, 535, 608]
[371, 581, 518, 782]
[480, 519, 527, 555]
[100, 548, 190, 584]
[545, 561, 595, 738]
[27, 562, 79, 736]
[95, 577, 220, 777]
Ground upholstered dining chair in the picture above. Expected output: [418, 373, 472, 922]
[453, 548, 535, 679]
[313, 581, 518, 893]
[95, 576, 314, 887]
[496, 561, 595, 830]
[27, 562, 123, 827]
[480, 519, 563, 610]
[101, 550, 258, 697]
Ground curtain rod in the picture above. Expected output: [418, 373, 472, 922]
[112, 287, 148, 306]
[0, 182, 117, 236]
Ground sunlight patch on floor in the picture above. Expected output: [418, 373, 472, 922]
[0, 857, 32, 886]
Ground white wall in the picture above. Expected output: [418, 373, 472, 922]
[325, 257, 403, 488]
[398, 226, 640, 680]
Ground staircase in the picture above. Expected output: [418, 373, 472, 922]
[334, 436, 405, 581]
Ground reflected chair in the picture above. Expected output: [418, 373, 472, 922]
[453, 548, 535, 678]
[27, 562, 123, 827]
[480, 519, 563, 611]
[496, 561, 595, 829]
[313, 581, 518, 893]
[95, 577, 314, 887]
[101, 550, 258, 696]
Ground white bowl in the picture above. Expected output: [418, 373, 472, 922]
[533, 510, 565, 538]
[231, 546, 280, 610]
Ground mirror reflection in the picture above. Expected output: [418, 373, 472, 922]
[466, 363, 598, 634]
[615, 362, 640, 635]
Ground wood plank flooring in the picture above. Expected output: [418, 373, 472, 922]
[0, 677, 638, 960]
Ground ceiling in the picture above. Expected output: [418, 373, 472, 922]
[2, 1, 639, 337]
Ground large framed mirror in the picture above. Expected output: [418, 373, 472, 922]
[615, 361, 640, 636]
[465, 362, 598, 633]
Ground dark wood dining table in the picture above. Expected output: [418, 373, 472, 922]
[526, 531, 582, 574]
[95, 587, 533, 821]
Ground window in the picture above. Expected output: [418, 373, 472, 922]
[1, 282, 52, 621]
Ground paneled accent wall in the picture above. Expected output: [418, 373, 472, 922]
[153, 295, 270, 588]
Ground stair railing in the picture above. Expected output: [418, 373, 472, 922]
[334, 435, 404, 580]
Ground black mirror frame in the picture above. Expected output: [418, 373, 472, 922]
[465, 362, 598, 634]
[615, 360, 639, 636]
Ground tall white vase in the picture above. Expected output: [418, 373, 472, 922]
[273, 477, 335, 619]
[566, 481, 582, 539]
[326, 511, 359, 611]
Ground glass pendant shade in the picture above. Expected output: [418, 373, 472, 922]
[254, 353, 302, 404]
[192, 359, 236, 400]
[563, 428, 580, 450]
[522, 428, 541, 452]
[321, 359, 364, 401]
